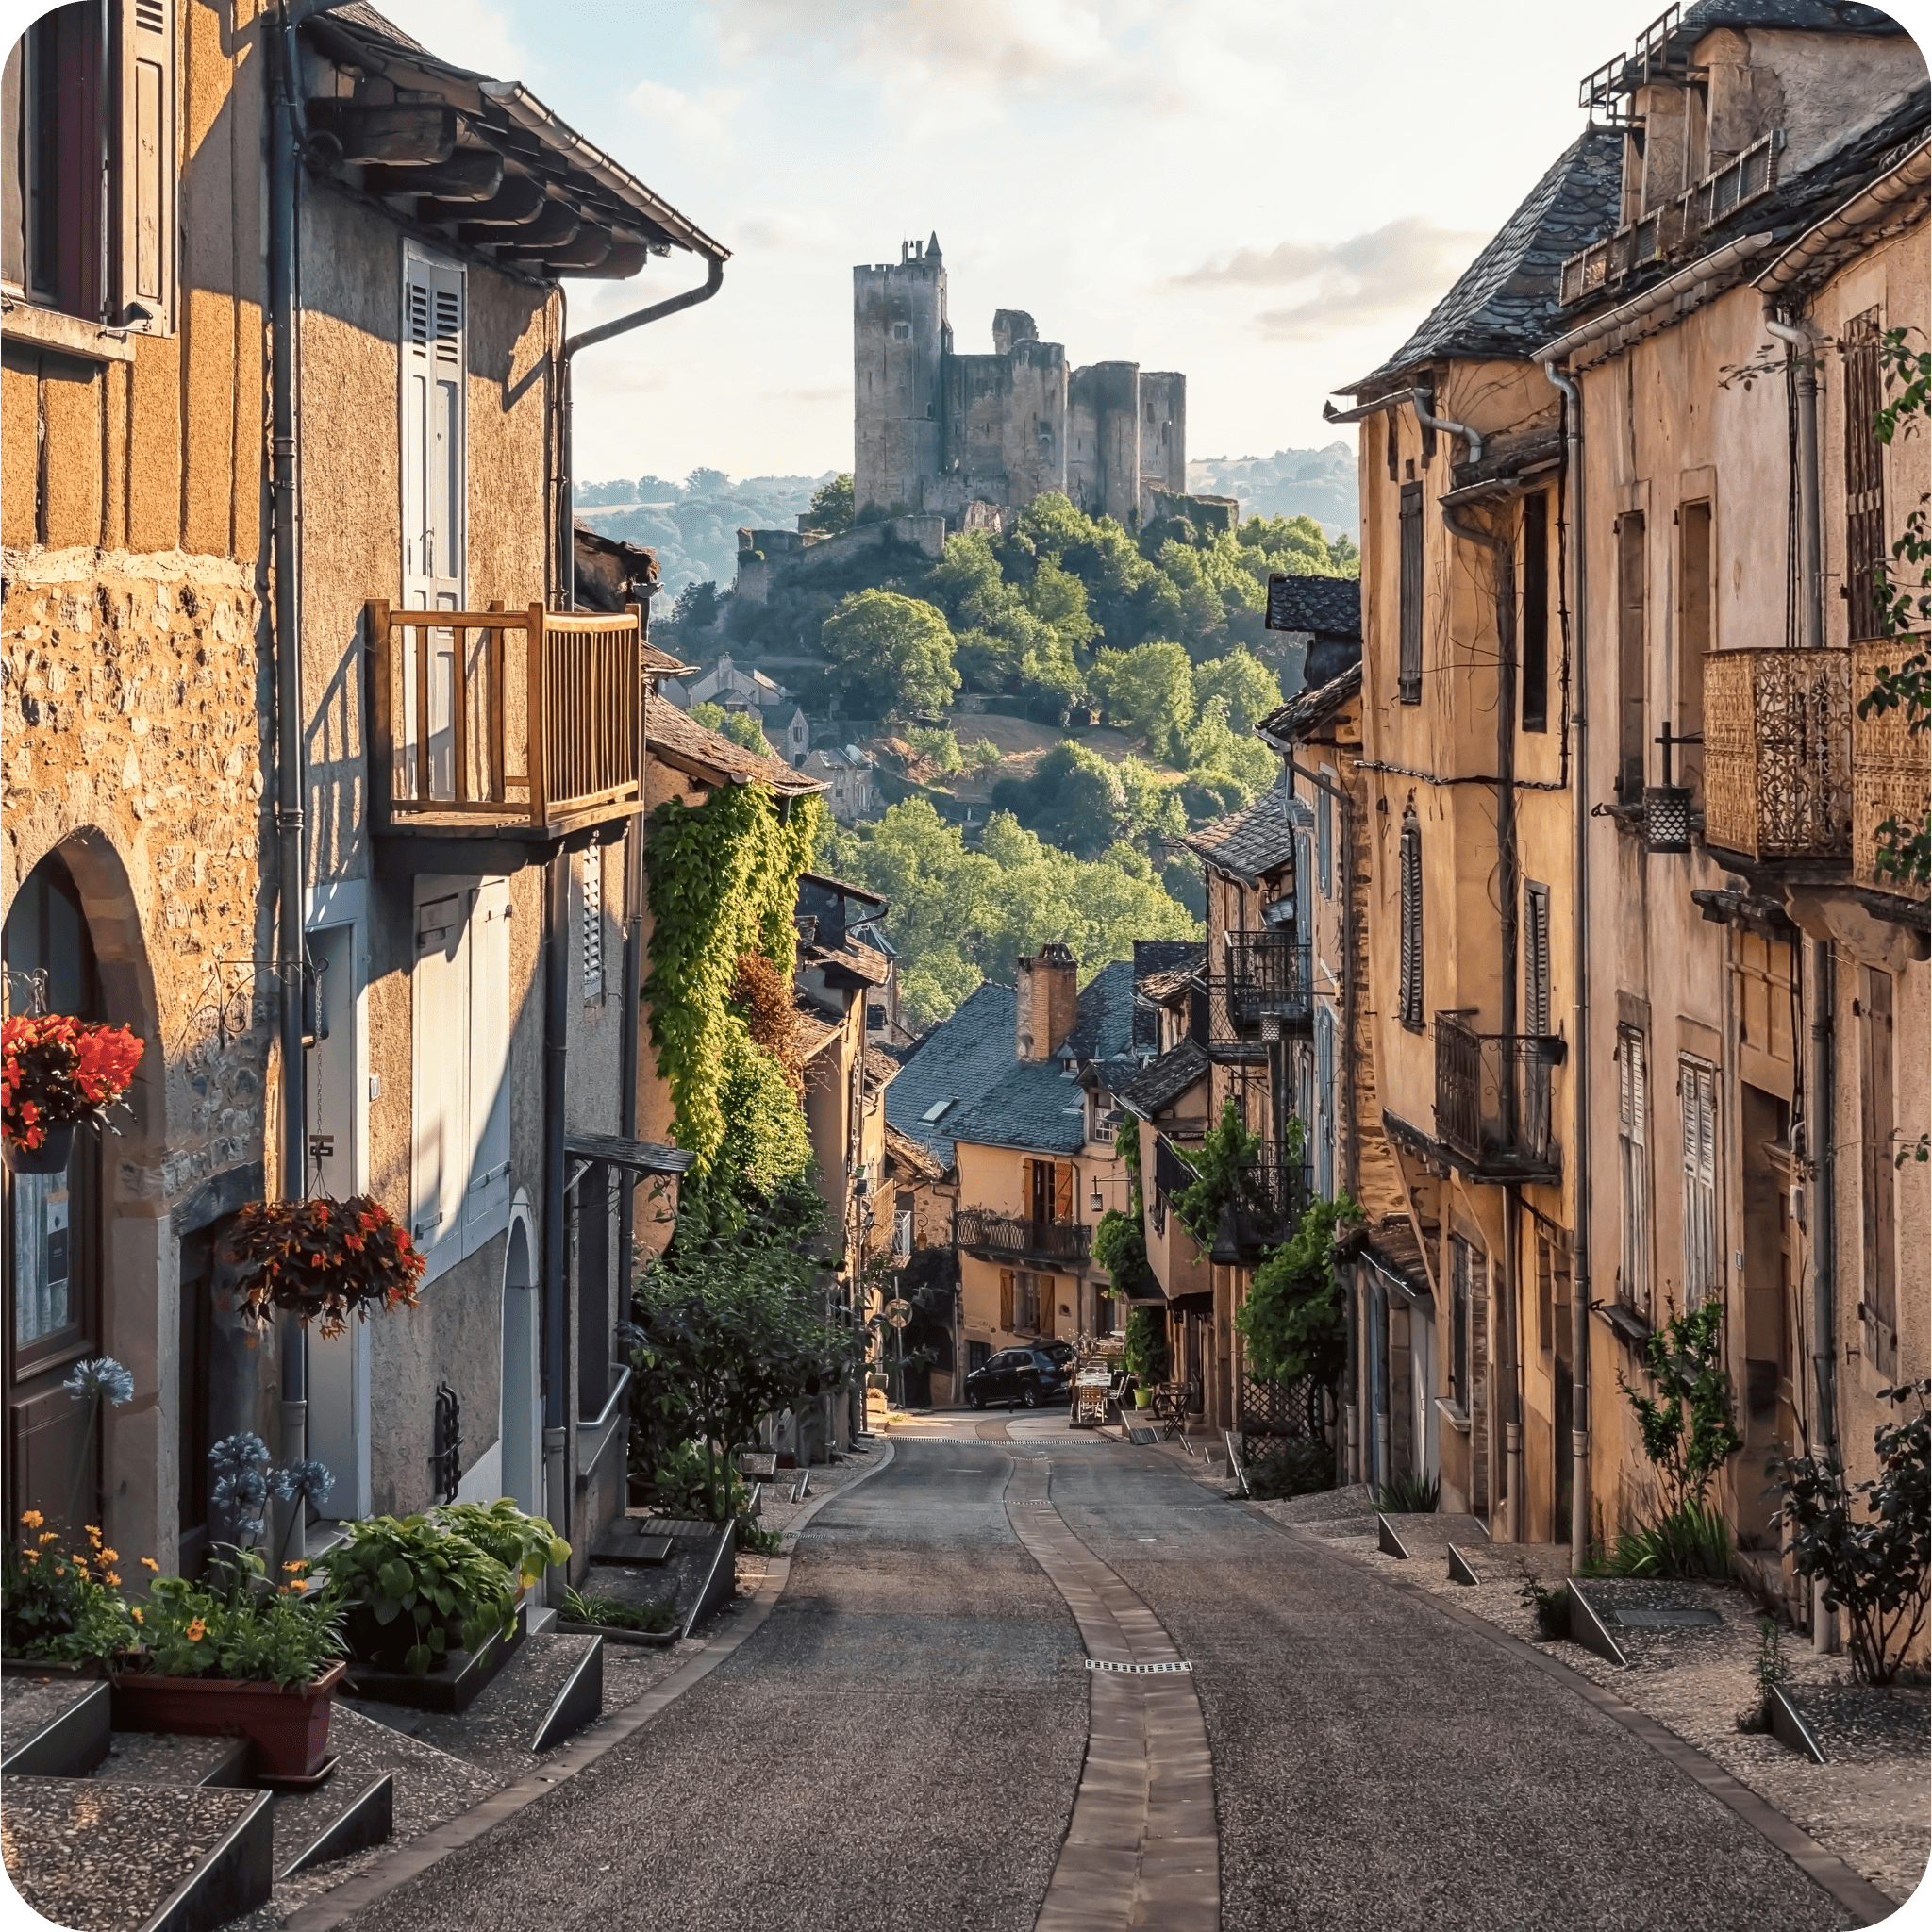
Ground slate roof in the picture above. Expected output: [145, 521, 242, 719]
[883, 981, 1017, 1171]
[1116, 1040, 1211, 1122]
[1593, 0, 1908, 104]
[1265, 575, 1361, 639]
[1337, 1214, 1433, 1300]
[1056, 958, 1139, 1066]
[883, 1121, 947, 1183]
[1140, 963, 1201, 1005]
[1340, 129, 1624, 392]
[1133, 940, 1204, 1049]
[1182, 791, 1298, 883]
[646, 691, 823, 795]
[1257, 663, 1364, 749]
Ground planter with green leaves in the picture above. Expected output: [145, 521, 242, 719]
[1132, 1388, 1154, 1410]
[316, 1514, 517, 1676]
[114, 1548, 347, 1782]
[1, 1515, 141, 1673]
[1122, 1307, 1170, 1392]
[429, 1501, 570, 1595]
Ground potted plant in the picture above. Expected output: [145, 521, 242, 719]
[1, 1517, 141, 1672]
[1123, 1307, 1169, 1408]
[1, 1011, 143, 1174]
[316, 1513, 518, 1676]
[430, 1499, 569, 1596]
[227, 1193, 425, 1339]
[115, 1548, 347, 1782]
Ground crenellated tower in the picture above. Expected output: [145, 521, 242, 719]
[853, 233, 948, 519]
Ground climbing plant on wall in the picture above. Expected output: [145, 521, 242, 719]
[642, 782, 824, 1177]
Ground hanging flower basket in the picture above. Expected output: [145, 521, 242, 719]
[228, 1195, 426, 1339]
[1, 1014, 143, 1173]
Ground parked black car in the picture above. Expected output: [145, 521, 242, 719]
[964, 1344, 1073, 1409]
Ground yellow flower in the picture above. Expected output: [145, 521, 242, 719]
[130, 1607, 143, 1624]
[282, 1560, 308, 1574]
[37, 1532, 58, 1546]
[84, 1525, 100, 1541]
[20, 1509, 42, 1529]
[23, 1551, 37, 1566]
[140, 1557, 158, 1572]
[186, 1618, 206, 1641]
[100, 1547, 117, 1562]
[104, 1571, 121, 1586]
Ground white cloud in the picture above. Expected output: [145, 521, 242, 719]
[624, 78, 748, 155]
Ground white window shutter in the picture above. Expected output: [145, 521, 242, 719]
[580, 845, 604, 1004]
[412, 885, 469, 1256]
[464, 877, 512, 1250]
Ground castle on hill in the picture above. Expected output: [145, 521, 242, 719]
[854, 233, 1208, 531]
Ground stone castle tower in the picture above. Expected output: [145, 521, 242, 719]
[852, 234, 1188, 529]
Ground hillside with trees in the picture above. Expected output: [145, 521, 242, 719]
[1186, 442, 1359, 532]
[575, 468, 836, 595]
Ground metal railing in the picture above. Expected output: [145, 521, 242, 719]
[1434, 1014, 1565, 1183]
[954, 1208, 1091, 1262]
[1703, 645, 1850, 861]
[366, 598, 643, 832]
[1224, 932, 1313, 1030]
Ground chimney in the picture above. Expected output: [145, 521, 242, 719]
[1015, 942, 1078, 1062]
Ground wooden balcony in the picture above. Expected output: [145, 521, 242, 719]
[1851, 639, 1929, 897]
[365, 599, 643, 871]
[955, 1208, 1091, 1263]
[1434, 1014, 1564, 1187]
[1703, 646, 1850, 863]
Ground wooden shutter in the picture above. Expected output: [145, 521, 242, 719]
[579, 844, 603, 1004]
[1844, 310, 1887, 642]
[1398, 482, 1423, 702]
[115, 0, 175, 331]
[463, 877, 511, 1253]
[1040, 1277, 1056, 1339]
[1617, 1026, 1650, 1312]
[1524, 884, 1551, 1034]
[1861, 969, 1896, 1362]
[413, 884, 468, 1257]
[1678, 1057, 1717, 1306]
[1616, 513, 1647, 798]
[1053, 1162, 1073, 1223]
[999, 1269, 1015, 1332]
[1398, 813, 1423, 1029]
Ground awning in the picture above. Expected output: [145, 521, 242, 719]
[565, 1131, 693, 1177]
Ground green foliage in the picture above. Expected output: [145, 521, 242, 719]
[666, 580, 719, 635]
[1088, 641, 1195, 761]
[905, 725, 965, 774]
[1, 1518, 140, 1668]
[316, 1515, 514, 1675]
[1237, 1193, 1364, 1390]
[1601, 1501, 1732, 1580]
[821, 589, 960, 718]
[965, 736, 1004, 775]
[1170, 1098, 1265, 1246]
[1616, 1296, 1743, 1516]
[429, 1501, 569, 1589]
[1244, 1438, 1334, 1501]
[1768, 1379, 1929, 1685]
[1191, 647, 1284, 735]
[816, 798, 1198, 1029]
[1122, 1306, 1171, 1386]
[1516, 1564, 1571, 1641]
[723, 710, 774, 754]
[1374, 1472, 1441, 1514]
[561, 1585, 676, 1634]
[140, 1548, 346, 1686]
[992, 741, 1128, 858]
[1181, 695, 1277, 801]
[1092, 1207, 1155, 1300]
[801, 472, 856, 536]
[642, 780, 823, 1171]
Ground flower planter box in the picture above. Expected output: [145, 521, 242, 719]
[340, 1605, 526, 1713]
[111, 1661, 346, 1782]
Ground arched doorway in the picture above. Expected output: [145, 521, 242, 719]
[3, 851, 108, 1535]
[499, 1210, 540, 1517]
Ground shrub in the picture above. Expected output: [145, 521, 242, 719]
[1092, 1207, 1155, 1300]
[1237, 1192, 1362, 1392]
[1244, 1439, 1333, 1502]
[1374, 1471, 1441, 1515]
[430, 1501, 569, 1589]
[906, 726, 964, 774]
[561, 1586, 676, 1635]
[1122, 1307, 1170, 1389]
[1, 1516, 141, 1668]
[1768, 1378, 1929, 1685]
[1617, 1295, 1743, 1515]
[1516, 1564, 1571, 1641]
[1606, 1500, 1730, 1579]
[316, 1514, 517, 1675]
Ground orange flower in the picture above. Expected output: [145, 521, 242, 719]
[103, 1571, 121, 1586]
[130, 1607, 143, 1624]
[20, 1509, 42, 1529]
[23, 1550, 37, 1566]
[100, 1547, 117, 1562]
[37, 1531, 58, 1546]
[141, 1557, 158, 1572]
[282, 1560, 308, 1574]
[186, 1618, 206, 1641]
[84, 1526, 101, 1541]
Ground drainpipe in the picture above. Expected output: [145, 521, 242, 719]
[271, 9, 308, 1563]
[1764, 308, 1824, 653]
[542, 850, 571, 1591]
[1544, 359, 1591, 1573]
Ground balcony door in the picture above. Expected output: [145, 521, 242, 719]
[400, 251, 467, 804]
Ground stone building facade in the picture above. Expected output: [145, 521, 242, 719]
[853, 234, 1187, 529]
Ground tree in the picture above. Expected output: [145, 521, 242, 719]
[1089, 641, 1193, 761]
[1183, 695, 1277, 799]
[821, 590, 960, 719]
[668, 579, 719, 634]
[684, 466, 731, 498]
[690, 701, 729, 734]
[1192, 647, 1284, 736]
[991, 741, 1127, 858]
[720, 710, 773, 755]
[801, 472, 856, 536]
[1237, 1193, 1363, 1393]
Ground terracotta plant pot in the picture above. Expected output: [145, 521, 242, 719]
[3, 1122, 74, 1175]
[112, 1660, 345, 1780]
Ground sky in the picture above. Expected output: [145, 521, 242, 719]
[340, 0, 1922, 486]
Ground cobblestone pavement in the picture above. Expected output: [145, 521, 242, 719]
[335, 1422, 1868, 1932]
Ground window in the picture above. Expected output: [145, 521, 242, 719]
[1616, 512, 1647, 800]
[1, 1, 175, 331]
[1617, 1024, 1652, 1315]
[1015, 1271, 1040, 1333]
[1038, 1275, 1057, 1340]
[1860, 968, 1896, 1371]
[1521, 491, 1548, 732]
[893, 1208, 912, 1258]
[579, 843, 604, 1004]
[891, 321, 911, 341]
[967, 1339, 990, 1375]
[1677, 501, 1711, 802]
[1537, 1233, 1555, 1357]
[1678, 1056, 1718, 1306]
[1449, 1236, 1471, 1410]
[412, 876, 512, 1277]
[1844, 309, 1888, 641]
[1314, 1006, 1335, 1201]
[1316, 770, 1334, 899]
[1398, 482, 1424, 703]
[1397, 808, 1424, 1031]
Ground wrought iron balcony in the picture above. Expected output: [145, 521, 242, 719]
[1224, 932, 1313, 1032]
[366, 598, 643, 866]
[1703, 646, 1850, 863]
[955, 1208, 1091, 1263]
[1434, 1014, 1564, 1185]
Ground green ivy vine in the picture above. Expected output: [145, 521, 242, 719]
[643, 783, 825, 1174]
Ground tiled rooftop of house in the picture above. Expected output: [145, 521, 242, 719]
[1264, 575, 1361, 640]
[1116, 1039, 1211, 1121]
[1257, 663, 1364, 748]
[884, 981, 1019, 1171]
[1182, 791, 1298, 884]
[646, 691, 823, 794]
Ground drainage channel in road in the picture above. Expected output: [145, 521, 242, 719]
[1004, 1456, 1219, 1932]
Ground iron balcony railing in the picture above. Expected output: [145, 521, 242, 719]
[1224, 932, 1314, 1031]
[1434, 1014, 1565, 1184]
[366, 598, 644, 836]
[955, 1208, 1091, 1263]
[1249, 1140, 1313, 1234]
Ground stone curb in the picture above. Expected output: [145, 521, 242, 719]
[1248, 1509, 1901, 1930]
[283, 1441, 899, 1932]
[779, 1437, 898, 1551]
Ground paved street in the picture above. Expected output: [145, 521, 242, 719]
[343, 1423, 1855, 1932]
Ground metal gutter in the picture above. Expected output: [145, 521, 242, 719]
[1757, 141, 1930, 296]
[1534, 231, 1777, 365]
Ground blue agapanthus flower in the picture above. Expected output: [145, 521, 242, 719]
[211, 1466, 269, 1538]
[269, 1458, 335, 1507]
[62, 1357, 135, 1406]
[208, 1433, 270, 1478]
